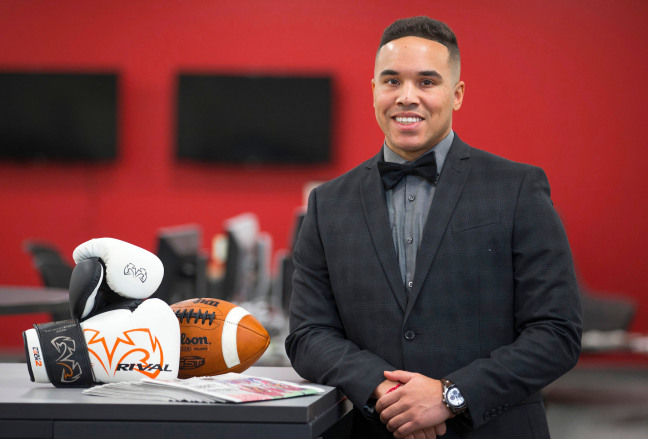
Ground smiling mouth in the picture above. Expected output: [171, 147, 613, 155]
[394, 116, 423, 125]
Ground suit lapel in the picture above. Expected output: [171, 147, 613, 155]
[360, 152, 408, 312]
[406, 137, 472, 317]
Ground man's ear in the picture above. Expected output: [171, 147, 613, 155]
[453, 80, 465, 111]
[371, 78, 377, 108]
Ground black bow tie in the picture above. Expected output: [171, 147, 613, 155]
[377, 152, 438, 190]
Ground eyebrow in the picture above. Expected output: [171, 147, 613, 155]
[379, 69, 443, 79]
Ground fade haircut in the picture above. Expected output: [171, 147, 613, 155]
[378, 16, 461, 78]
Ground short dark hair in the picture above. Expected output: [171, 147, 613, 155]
[378, 16, 460, 74]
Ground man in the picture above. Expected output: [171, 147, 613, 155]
[285, 16, 581, 439]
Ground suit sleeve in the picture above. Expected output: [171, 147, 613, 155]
[447, 166, 582, 429]
[284, 187, 395, 412]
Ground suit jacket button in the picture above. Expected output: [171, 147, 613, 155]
[404, 330, 416, 340]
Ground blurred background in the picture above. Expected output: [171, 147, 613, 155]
[0, 1, 647, 436]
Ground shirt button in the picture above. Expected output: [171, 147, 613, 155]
[408, 195, 416, 201]
[406, 236, 413, 244]
[404, 330, 416, 340]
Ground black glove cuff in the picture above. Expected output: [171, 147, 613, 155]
[33, 320, 94, 388]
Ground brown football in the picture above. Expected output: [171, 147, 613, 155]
[170, 298, 270, 378]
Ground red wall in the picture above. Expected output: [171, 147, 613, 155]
[1, 0, 646, 333]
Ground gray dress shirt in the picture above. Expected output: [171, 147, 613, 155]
[383, 131, 454, 293]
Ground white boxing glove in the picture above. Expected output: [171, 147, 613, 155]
[70, 238, 164, 320]
[73, 237, 163, 299]
[24, 298, 180, 387]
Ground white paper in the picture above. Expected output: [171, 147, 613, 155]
[83, 373, 324, 403]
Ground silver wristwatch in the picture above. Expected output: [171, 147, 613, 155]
[441, 378, 467, 414]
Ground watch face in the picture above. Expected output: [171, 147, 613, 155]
[447, 387, 465, 407]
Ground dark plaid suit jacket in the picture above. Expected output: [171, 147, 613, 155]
[285, 135, 582, 438]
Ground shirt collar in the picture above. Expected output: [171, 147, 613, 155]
[382, 131, 454, 179]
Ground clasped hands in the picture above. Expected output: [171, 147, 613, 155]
[374, 370, 453, 439]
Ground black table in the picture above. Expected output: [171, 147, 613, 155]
[543, 360, 648, 438]
[0, 286, 69, 320]
[0, 363, 352, 439]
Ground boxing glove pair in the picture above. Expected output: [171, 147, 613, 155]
[23, 238, 180, 387]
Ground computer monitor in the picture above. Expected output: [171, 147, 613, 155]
[176, 74, 331, 165]
[217, 230, 241, 302]
[272, 250, 295, 314]
[218, 213, 260, 303]
[252, 231, 273, 302]
[290, 210, 306, 251]
[270, 209, 307, 314]
[0, 71, 118, 162]
[154, 224, 207, 305]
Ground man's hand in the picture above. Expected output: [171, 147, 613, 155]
[375, 370, 453, 438]
[372, 377, 401, 399]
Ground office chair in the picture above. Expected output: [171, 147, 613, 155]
[23, 240, 73, 289]
[581, 289, 637, 332]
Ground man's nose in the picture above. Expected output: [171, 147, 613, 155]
[395, 83, 419, 106]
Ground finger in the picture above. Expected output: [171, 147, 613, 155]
[417, 428, 433, 439]
[427, 427, 439, 439]
[434, 422, 447, 436]
[394, 415, 440, 439]
[375, 390, 399, 415]
[393, 425, 414, 439]
[393, 421, 428, 439]
[380, 398, 410, 426]
[422, 426, 438, 439]
[384, 369, 415, 384]
[386, 411, 409, 433]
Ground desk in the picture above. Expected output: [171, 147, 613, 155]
[0, 286, 69, 320]
[0, 363, 352, 439]
[543, 360, 648, 439]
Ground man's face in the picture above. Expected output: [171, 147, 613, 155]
[372, 36, 465, 161]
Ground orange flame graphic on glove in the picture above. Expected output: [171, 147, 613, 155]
[83, 328, 165, 379]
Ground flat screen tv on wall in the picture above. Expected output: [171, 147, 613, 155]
[176, 74, 331, 164]
[0, 72, 118, 162]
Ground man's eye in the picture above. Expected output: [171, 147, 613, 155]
[386, 79, 400, 85]
[421, 79, 435, 86]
